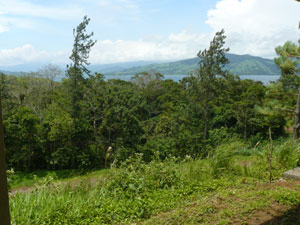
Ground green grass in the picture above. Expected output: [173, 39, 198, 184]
[10, 168, 110, 189]
[144, 183, 300, 225]
[9, 138, 300, 224]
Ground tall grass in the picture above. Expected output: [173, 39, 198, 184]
[9, 138, 300, 224]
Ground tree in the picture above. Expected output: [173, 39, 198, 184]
[67, 15, 96, 121]
[131, 72, 165, 117]
[69, 16, 96, 75]
[190, 29, 229, 140]
[0, 85, 10, 224]
[275, 40, 300, 139]
[274, 0, 300, 139]
[38, 64, 62, 90]
[66, 16, 96, 160]
[233, 80, 265, 139]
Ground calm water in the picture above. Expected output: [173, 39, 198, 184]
[105, 74, 280, 84]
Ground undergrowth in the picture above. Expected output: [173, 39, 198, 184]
[9, 137, 300, 224]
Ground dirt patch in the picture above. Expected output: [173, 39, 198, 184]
[10, 186, 35, 195]
[259, 179, 300, 190]
[243, 203, 290, 225]
[142, 180, 300, 225]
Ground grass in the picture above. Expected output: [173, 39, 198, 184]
[10, 168, 111, 189]
[9, 138, 300, 224]
[144, 182, 300, 225]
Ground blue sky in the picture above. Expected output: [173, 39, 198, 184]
[0, 0, 299, 66]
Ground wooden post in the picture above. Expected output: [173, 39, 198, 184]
[0, 88, 10, 224]
[269, 127, 273, 184]
[293, 82, 300, 140]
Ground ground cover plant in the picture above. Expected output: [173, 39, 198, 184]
[9, 138, 300, 224]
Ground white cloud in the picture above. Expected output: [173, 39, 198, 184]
[0, 0, 142, 33]
[0, 24, 8, 32]
[206, 0, 300, 58]
[80, 0, 141, 24]
[0, 0, 83, 20]
[89, 31, 211, 64]
[0, 30, 210, 66]
[0, 44, 68, 66]
[0, 0, 299, 65]
[0, 0, 84, 33]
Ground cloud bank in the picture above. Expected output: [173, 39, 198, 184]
[206, 0, 300, 58]
[0, 0, 299, 66]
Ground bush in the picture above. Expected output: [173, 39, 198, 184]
[6, 168, 15, 190]
[108, 153, 180, 196]
[274, 139, 300, 169]
[209, 141, 246, 177]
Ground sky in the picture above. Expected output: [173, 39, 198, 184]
[0, 0, 299, 66]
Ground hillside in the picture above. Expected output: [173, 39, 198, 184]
[112, 53, 281, 76]
[10, 139, 300, 224]
[0, 54, 280, 76]
[88, 60, 169, 74]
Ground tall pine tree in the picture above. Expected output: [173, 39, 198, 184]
[67, 16, 96, 165]
[275, 1, 300, 139]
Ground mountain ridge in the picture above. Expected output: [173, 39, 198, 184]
[0, 53, 280, 76]
[111, 53, 280, 76]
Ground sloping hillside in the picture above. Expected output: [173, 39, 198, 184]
[113, 53, 280, 76]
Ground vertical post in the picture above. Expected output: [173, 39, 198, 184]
[269, 127, 273, 184]
[293, 82, 300, 140]
[0, 88, 10, 224]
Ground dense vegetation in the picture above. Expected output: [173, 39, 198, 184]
[112, 53, 280, 76]
[9, 139, 300, 224]
[1, 28, 296, 172]
[1, 65, 291, 171]
[3, 13, 300, 224]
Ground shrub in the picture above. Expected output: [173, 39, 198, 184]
[6, 168, 15, 190]
[209, 141, 245, 177]
[107, 153, 180, 196]
[274, 139, 300, 169]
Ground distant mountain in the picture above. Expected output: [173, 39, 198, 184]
[88, 60, 169, 74]
[0, 54, 280, 77]
[0, 60, 168, 76]
[0, 63, 51, 73]
[112, 53, 281, 76]
[0, 70, 28, 76]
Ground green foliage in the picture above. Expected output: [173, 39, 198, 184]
[3, 25, 300, 225]
[209, 141, 246, 177]
[274, 139, 300, 169]
[0, 29, 294, 172]
[275, 41, 300, 90]
[10, 137, 300, 224]
[68, 15, 96, 75]
[108, 153, 180, 195]
[6, 168, 15, 190]
[275, 189, 300, 205]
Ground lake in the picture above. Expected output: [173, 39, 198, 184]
[104, 74, 280, 84]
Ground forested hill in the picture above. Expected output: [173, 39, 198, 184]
[112, 53, 280, 76]
[0, 54, 280, 76]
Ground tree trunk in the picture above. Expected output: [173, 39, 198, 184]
[244, 116, 247, 140]
[269, 127, 273, 183]
[293, 81, 300, 140]
[0, 90, 11, 224]
[203, 103, 208, 140]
